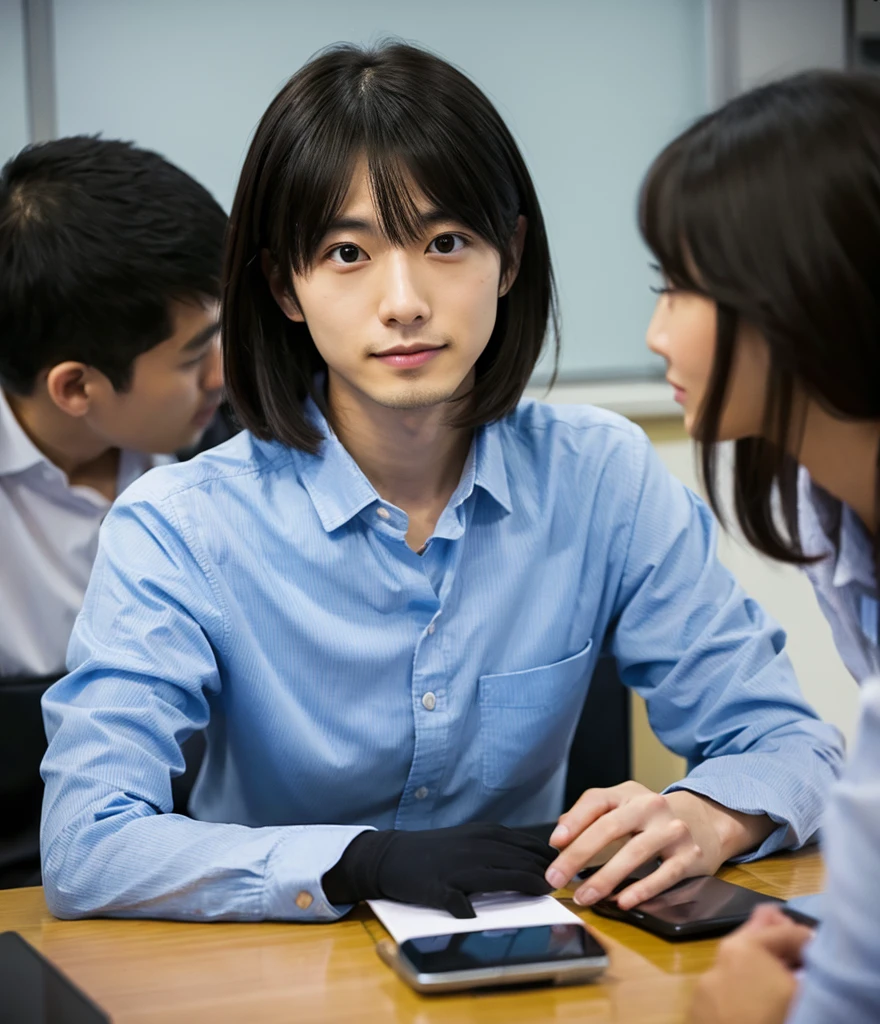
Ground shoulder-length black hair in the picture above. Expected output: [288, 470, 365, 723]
[222, 41, 558, 453]
[639, 70, 880, 567]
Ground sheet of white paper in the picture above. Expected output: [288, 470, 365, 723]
[368, 892, 583, 945]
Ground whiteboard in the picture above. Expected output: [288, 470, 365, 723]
[0, 0, 29, 164]
[53, 0, 708, 380]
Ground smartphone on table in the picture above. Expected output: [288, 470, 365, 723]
[0, 931, 111, 1023]
[377, 922, 608, 993]
[590, 874, 818, 941]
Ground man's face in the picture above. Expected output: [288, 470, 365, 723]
[85, 298, 224, 454]
[276, 166, 510, 417]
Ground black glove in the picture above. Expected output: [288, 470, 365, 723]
[321, 823, 555, 918]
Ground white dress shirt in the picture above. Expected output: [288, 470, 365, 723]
[0, 389, 168, 677]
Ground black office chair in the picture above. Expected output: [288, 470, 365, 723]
[0, 674, 58, 888]
[564, 656, 631, 810]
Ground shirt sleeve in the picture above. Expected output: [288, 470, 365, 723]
[605, 432, 844, 859]
[786, 681, 880, 1024]
[40, 492, 372, 922]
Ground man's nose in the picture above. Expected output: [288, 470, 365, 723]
[202, 335, 224, 392]
[377, 252, 431, 327]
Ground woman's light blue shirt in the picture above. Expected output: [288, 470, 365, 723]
[788, 475, 880, 1024]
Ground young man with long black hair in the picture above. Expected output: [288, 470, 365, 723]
[40, 44, 842, 923]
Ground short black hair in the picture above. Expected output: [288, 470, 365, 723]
[0, 135, 227, 394]
[639, 70, 880, 571]
[223, 41, 559, 453]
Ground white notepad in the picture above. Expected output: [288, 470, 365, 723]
[368, 892, 584, 945]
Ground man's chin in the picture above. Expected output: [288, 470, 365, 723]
[372, 384, 464, 412]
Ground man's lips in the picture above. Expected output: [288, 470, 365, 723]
[192, 401, 221, 426]
[372, 344, 447, 369]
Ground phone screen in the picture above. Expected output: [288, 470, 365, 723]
[0, 932, 110, 1024]
[400, 924, 605, 974]
[634, 876, 783, 926]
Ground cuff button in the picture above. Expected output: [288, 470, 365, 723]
[295, 890, 314, 910]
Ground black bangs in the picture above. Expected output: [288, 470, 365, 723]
[638, 126, 706, 294]
[263, 45, 522, 281]
[223, 41, 557, 454]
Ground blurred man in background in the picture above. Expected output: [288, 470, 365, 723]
[0, 135, 230, 886]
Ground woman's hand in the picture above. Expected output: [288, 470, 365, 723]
[687, 904, 814, 1024]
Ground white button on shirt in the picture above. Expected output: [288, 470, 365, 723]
[0, 390, 169, 676]
[421, 692, 436, 711]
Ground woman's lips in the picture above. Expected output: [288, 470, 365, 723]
[667, 379, 686, 405]
[373, 347, 445, 369]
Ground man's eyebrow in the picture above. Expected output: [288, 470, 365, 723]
[324, 208, 462, 236]
[325, 216, 376, 234]
[420, 208, 460, 228]
[180, 321, 220, 355]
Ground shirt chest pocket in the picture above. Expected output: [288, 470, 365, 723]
[478, 639, 594, 792]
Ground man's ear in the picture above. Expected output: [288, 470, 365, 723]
[261, 249, 305, 323]
[499, 215, 528, 298]
[45, 362, 96, 418]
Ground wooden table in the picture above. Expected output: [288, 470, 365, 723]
[0, 851, 822, 1024]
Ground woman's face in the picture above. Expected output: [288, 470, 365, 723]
[646, 285, 770, 441]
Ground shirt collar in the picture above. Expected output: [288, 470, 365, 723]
[0, 387, 170, 489]
[296, 396, 512, 534]
[834, 502, 876, 591]
[804, 473, 875, 592]
[472, 416, 512, 514]
[0, 389, 51, 476]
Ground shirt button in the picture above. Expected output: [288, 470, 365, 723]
[421, 692, 436, 711]
[414, 787, 429, 800]
[426, 623, 436, 635]
[295, 890, 314, 910]
[376, 507, 391, 520]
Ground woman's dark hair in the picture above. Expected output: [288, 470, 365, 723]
[639, 70, 880, 573]
[0, 135, 227, 394]
[223, 41, 558, 453]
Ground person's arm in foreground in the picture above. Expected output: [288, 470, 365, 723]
[687, 904, 812, 1024]
[787, 681, 880, 1023]
[544, 431, 844, 906]
[689, 680, 880, 1024]
[40, 492, 551, 922]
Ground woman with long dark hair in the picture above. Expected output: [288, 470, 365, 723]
[640, 70, 880, 1024]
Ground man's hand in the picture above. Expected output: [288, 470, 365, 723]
[322, 823, 555, 917]
[544, 782, 775, 908]
[687, 904, 814, 1024]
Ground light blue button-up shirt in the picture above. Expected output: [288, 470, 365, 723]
[40, 400, 843, 922]
[786, 475, 880, 1024]
[798, 470, 880, 684]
